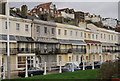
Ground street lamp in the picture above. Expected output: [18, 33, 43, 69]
[6, 0, 10, 79]
[0, 0, 10, 79]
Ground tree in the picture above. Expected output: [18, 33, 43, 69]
[99, 57, 120, 79]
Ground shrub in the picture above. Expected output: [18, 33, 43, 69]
[99, 58, 120, 79]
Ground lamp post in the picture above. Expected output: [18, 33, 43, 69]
[6, 0, 10, 79]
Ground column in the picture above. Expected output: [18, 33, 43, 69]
[33, 56, 36, 67]
[25, 56, 28, 77]
[92, 44, 94, 53]
[89, 44, 91, 54]
[100, 45, 102, 53]
[43, 62, 47, 75]
[97, 44, 99, 53]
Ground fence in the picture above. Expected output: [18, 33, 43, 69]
[0, 60, 95, 79]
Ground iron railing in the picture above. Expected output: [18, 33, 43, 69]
[102, 50, 120, 53]
[0, 48, 87, 54]
[0, 48, 17, 54]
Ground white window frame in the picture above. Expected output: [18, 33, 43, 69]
[25, 24, 29, 32]
[16, 23, 20, 30]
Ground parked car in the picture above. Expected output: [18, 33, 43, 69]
[94, 61, 101, 68]
[18, 67, 44, 77]
[62, 62, 81, 72]
[79, 62, 92, 70]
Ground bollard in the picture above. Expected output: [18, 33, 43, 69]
[59, 61, 62, 73]
[92, 60, 94, 70]
[72, 63, 74, 72]
[83, 60, 85, 70]
[43, 62, 46, 75]
[25, 57, 28, 77]
[3, 64, 5, 79]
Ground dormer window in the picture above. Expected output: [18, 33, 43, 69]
[44, 9, 46, 11]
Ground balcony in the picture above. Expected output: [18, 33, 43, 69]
[102, 50, 120, 54]
[86, 50, 102, 54]
[35, 48, 86, 55]
[18, 48, 35, 53]
[35, 49, 70, 55]
[0, 48, 86, 55]
[72, 48, 86, 54]
[0, 48, 18, 54]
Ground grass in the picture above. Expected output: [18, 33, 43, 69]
[24, 69, 99, 79]
[2, 69, 100, 81]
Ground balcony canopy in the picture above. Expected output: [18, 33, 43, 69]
[36, 37, 59, 44]
[16, 36, 34, 42]
[58, 39, 86, 45]
[0, 34, 16, 42]
[102, 43, 117, 46]
[0, 34, 34, 43]
[85, 40, 101, 44]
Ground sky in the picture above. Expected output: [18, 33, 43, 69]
[9, 0, 119, 19]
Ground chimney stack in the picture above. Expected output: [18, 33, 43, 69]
[21, 5, 28, 18]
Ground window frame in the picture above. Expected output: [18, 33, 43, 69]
[16, 23, 20, 30]
[25, 24, 29, 32]
[44, 27, 47, 34]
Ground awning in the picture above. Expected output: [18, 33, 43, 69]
[0, 34, 16, 42]
[16, 36, 34, 42]
[85, 40, 101, 44]
[58, 39, 71, 44]
[58, 39, 86, 45]
[102, 43, 117, 46]
[0, 34, 34, 42]
[0, 34, 16, 41]
[70, 40, 86, 45]
[36, 37, 59, 44]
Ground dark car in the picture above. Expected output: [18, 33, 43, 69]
[79, 62, 92, 70]
[94, 61, 101, 68]
[18, 67, 44, 77]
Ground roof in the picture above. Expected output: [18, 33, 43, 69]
[10, 13, 22, 18]
[114, 27, 120, 32]
[85, 40, 101, 44]
[10, 13, 39, 20]
[37, 2, 52, 9]
[58, 8, 69, 11]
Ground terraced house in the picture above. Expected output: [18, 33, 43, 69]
[0, 14, 36, 71]
[0, 2, 119, 73]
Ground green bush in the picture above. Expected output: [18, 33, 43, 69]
[99, 58, 120, 79]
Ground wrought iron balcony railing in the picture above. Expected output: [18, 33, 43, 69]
[35, 48, 86, 55]
[17, 48, 35, 53]
[0, 48, 87, 55]
[71, 48, 86, 54]
[102, 50, 120, 53]
[0, 48, 18, 54]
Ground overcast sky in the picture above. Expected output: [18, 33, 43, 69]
[9, 1, 119, 19]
